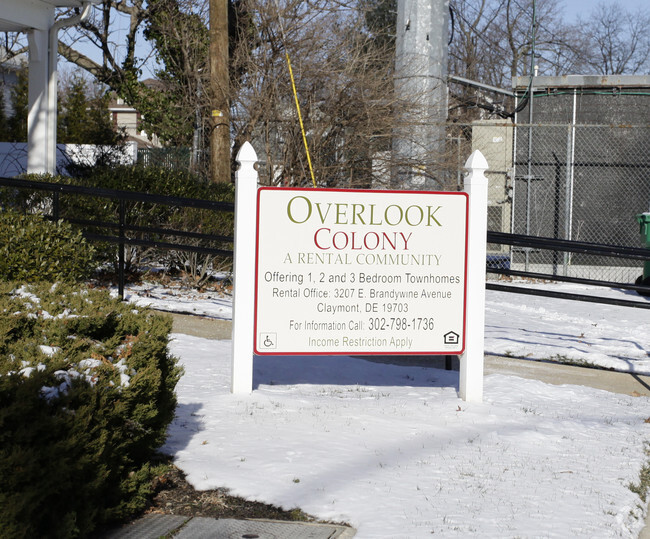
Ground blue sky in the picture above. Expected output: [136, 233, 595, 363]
[563, 0, 648, 20]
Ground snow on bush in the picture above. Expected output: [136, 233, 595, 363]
[0, 281, 182, 537]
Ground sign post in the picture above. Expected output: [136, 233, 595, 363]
[460, 150, 489, 402]
[231, 142, 258, 394]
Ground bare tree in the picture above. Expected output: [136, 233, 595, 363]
[17, 0, 398, 187]
[578, 1, 650, 75]
[14, 0, 649, 189]
[453, 0, 585, 86]
[227, 0, 400, 187]
[447, 0, 586, 122]
[449, 0, 504, 86]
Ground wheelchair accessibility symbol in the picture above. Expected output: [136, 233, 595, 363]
[259, 333, 277, 350]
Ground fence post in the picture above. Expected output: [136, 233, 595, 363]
[118, 199, 126, 300]
[52, 191, 60, 221]
[231, 142, 258, 394]
[460, 150, 488, 402]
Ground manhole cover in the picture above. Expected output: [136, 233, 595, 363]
[174, 518, 351, 539]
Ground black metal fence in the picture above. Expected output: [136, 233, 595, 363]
[486, 231, 650, 309]
[136, 147, 192, 170]
[1, 176, 649, 308]
[0, 177, 234, 298]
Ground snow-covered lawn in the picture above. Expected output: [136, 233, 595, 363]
[484, 282, 650, 374]
[125, 281, 650, 537]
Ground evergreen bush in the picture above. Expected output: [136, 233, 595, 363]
[62, 162, 234, 202]
[7, 166, 235, 281]
[0, 282, 182, 537]
[0, 211, 96, 283]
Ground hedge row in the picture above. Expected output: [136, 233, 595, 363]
[1, 165, 235, 281]
[0, 211, 96, 283]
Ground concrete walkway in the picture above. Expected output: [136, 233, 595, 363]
[103, 514, 355, 538]
[169, 312, 233, 340]
[484, 354, 650, 397]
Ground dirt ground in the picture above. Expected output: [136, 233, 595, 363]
[142, 458, 313, 523]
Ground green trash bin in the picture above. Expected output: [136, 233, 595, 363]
[636, 212, 650, 294]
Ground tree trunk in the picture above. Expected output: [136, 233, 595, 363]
[209, 0, 231, 183]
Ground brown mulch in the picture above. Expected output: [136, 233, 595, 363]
[143, 459, 313, 522]
[89, 269, 233, 295]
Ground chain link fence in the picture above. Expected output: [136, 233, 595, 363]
[131, 122, 650, 284]
[137, 147, 192, 170]
[456, 121, 650, 283]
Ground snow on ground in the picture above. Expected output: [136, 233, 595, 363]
[123, 282, 232, 320]
[484, 282, 650, 374]
[125, 281, 650, 538]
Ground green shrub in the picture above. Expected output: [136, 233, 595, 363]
[65, 164, 235, 242]
[8, 167, 235, 281]
[0, 211, 96, 283]
[0, 282, 182, 537]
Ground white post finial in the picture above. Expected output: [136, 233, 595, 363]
[231, 142, 259, 394]
[465, 149, 489, 175]
[237, 141, 257, 171]
[460, 149, 488, 402]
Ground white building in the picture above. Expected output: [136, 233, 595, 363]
[107, 80, 163, 149]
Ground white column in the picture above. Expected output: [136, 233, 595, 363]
[47, 22, 59, 175]
[231, 142, 259, 394]
[459, 150, 489, 402]
[27, 27, 51, 174]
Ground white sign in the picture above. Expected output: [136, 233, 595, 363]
[254, 188, 468, 355]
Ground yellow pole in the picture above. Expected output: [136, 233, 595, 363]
[285, 52, 316, 187]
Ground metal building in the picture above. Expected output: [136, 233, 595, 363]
[504, 75, 650, 281]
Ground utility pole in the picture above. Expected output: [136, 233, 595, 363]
[393, 0, 449, 189]
[209, 0, 230, 183]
